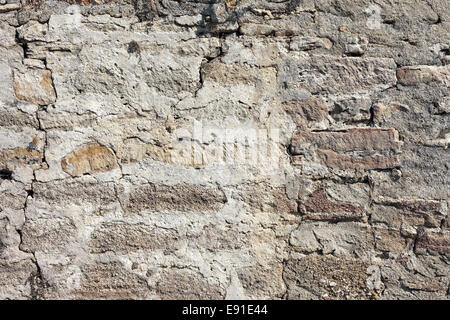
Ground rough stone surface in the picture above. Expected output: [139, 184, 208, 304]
[0, 0, 448, 300]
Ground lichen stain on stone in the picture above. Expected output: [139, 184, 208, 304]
[61, 142, 118, 176]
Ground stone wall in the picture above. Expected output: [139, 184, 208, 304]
[0, 0, 448, 299]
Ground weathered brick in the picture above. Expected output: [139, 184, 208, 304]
[282, 96, 329, 128]
[124, 183, 227, 213]
[371, 197, 447, 229]
[89, 222, 178, 253]
[72, 262, 149, 299]
[239, 23, 275, 36]
[279, 56, 396, 95]
[237, 264, 285, 298]
[154, 268, 224, 300]
[195, 224, 248, 251]
[373, 228, 410, 253]
[236, 186, 298, 214]
[299, 183, 368, 222]
[33, 180, 117, 206]
[291, 128, 402, 170]
[20, 217, 78, 253]
[0, 259, 36, 299]
[415, 232, 450, 254]
[289, 222, 374, 255]
[201, 62, 276, 86]
[0, 109, 39, 128]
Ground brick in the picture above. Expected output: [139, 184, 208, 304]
[290, 128, 402, 170]
[201, 62, 276, 86]
[374, 228, 410, 253]
[289, 36, 332, 51]
[371, 197, 447, 229]
[124, 183, 227, 213]
[20, 217, 78, 253]
[0, 259, 36, 299]
[154, 268, 224, 300]
[237, 186, 298, 214]
[279, 56, 396, 95]
[300, 185, 364, 221]
[282, 96, 329, 128]
[195, 224, 248, 250]
[290, 222, 374, 255]
[237, 264, 285, 298]
[415, 232, 450, 254]
[240, 23, 275, 36]
[89, 222, 179, 253]
[72, 262, 149, 299]
[33, 180, 117, 206]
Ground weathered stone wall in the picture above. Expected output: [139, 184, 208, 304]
[0, 0, 448, 299]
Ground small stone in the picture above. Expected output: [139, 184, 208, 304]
[391, 169, 402, 181]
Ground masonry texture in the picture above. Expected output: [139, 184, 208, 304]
[0, 0, 449, 300]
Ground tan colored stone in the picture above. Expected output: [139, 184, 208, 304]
[61, 142, 118, 176]
[202, 62, 276, 85]
[0, 147, 43, 170]
[13, 69, 56, 106]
